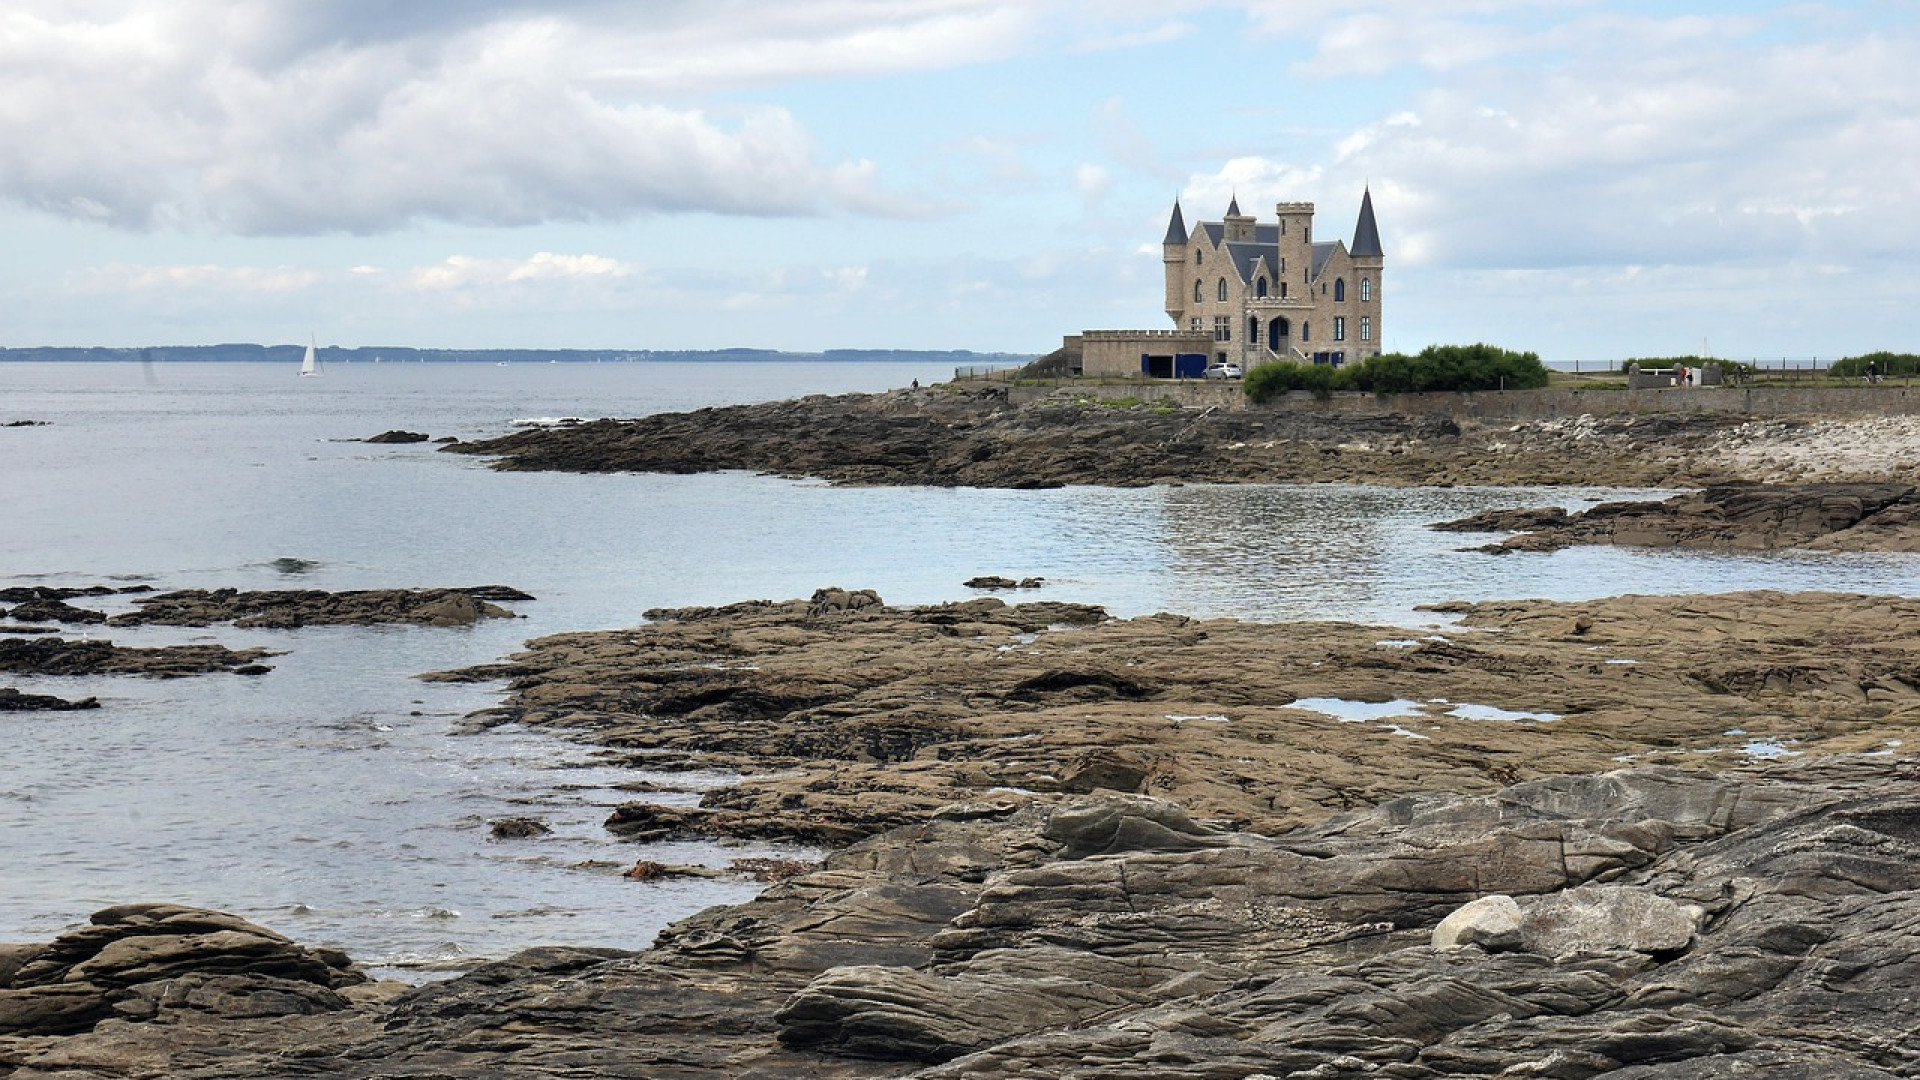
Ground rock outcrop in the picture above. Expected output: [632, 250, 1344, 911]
[445, 388, 1920, 489]
[108, 586, 532, 628]
[7, 764, 1920, 1078]
[1440, 482, 1920, 553]
[0, 903, 370, 1041]
[0, 637, 275, 678]
[8, 590, 1920, 1077]
[424, 589, 1920, 845]
[0, 687, 100, 711]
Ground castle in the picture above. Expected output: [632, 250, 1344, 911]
[1069, 190, 1383, 378]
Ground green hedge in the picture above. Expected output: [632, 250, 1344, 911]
[1621, 356, 1708, 373]
[1245, 344, 1549, 403]
[1830, 352, 1920, 378]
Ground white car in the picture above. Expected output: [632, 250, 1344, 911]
[1202, 363, 1243, 380]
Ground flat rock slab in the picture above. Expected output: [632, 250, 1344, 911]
[0, 687, 100, 710]
[429, 589, 1920, 845]
[1440, 482, 1920, 553]
[0, 637, 276, 678]
[108, 586, 533, 628]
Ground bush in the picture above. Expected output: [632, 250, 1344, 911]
[1244, 361, 1343, 402]
[1246, 344, 1550, 401]
[1348, 343, 1549, 394]
[1830, 352, 1920, 378]
[1621, 356, 1708, 373]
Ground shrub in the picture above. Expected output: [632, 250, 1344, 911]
[1830, 351, 1920, 378]
[1350, 343, 1549, 394]
[1244, 361, 1341, 402]
[1622, 356, 1708, 373]
[1245, 344, 1549, 401]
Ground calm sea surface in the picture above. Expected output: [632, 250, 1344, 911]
[3, 360, 1915, 976]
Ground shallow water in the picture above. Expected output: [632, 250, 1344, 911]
[3, 360, 1915, 974]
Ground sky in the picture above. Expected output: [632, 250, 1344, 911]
[1, 1, 1916, 363]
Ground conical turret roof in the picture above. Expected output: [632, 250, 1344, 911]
[1351, 187, 1383, 258]
[1163, 200, 1188, 245]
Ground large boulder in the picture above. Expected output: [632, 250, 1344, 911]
[1431, 894, 1523, 951]
[1519, 885, 1705, 958]
[0, 904, 366, 1037]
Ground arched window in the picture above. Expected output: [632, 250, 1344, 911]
[1217, 278, 1228, 302]
[1361, 278, 1372, 302]
[1194, 280, 1204, 303]
[1255, 278, 1268, 298]
[1249, 315, 1259, 342]
[1334, 279, 1346, 302]
[1195, 248, 1203, 265]
[1302, 322, 1310, 343]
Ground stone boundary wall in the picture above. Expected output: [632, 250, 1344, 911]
[1007, 381, 1920, 419]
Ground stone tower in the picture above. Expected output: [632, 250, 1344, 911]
[1162, 200, 1189, 323]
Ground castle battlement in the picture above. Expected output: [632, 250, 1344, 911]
[1274, 202, 1315, 215]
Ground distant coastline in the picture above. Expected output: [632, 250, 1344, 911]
[0, 345, 1036, 365]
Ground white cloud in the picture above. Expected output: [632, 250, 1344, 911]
[1180, 157, 1326, 217]
[1276, 11, 1920, 275]
[66, 262, 325, 295]
[0, 1, 997, 235]
[1076, 163, 1113, 203]
[407, 252, 642, 291]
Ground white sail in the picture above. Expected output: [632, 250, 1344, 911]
[299, 337, 320, 377]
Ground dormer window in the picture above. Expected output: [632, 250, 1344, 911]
[1217, 278, 1228, 302]
[1255, 278, 1268, 298]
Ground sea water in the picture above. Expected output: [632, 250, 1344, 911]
[3, 360, 1915, 976]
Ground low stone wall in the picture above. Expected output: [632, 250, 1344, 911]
[1009, 381, 1920, 419]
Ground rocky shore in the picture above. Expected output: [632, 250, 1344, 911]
[6, 590, 1920, 1077]
[423, 588, 1920, 844]
[1438, 481, 1920, 553]
[6, 767, 1919, 1076]
[444, 386, 1920, 490]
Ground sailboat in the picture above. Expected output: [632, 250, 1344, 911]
[299, 336, 321, 377]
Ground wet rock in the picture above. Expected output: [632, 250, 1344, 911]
[108, 586, 529, 628]
[0, 637, 276, 678]
[1430, 505, 1572, 534]
[363, 430, 430, 443]
[1445, 482, 1920, 553]
[0, 687, 101, 711]
[623, 860, 722, 881]
[808, 587, 884, 616]
[963, 576, 1046, 591]
[487, 817, 552, 840]
[4, 598, 107, 624]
